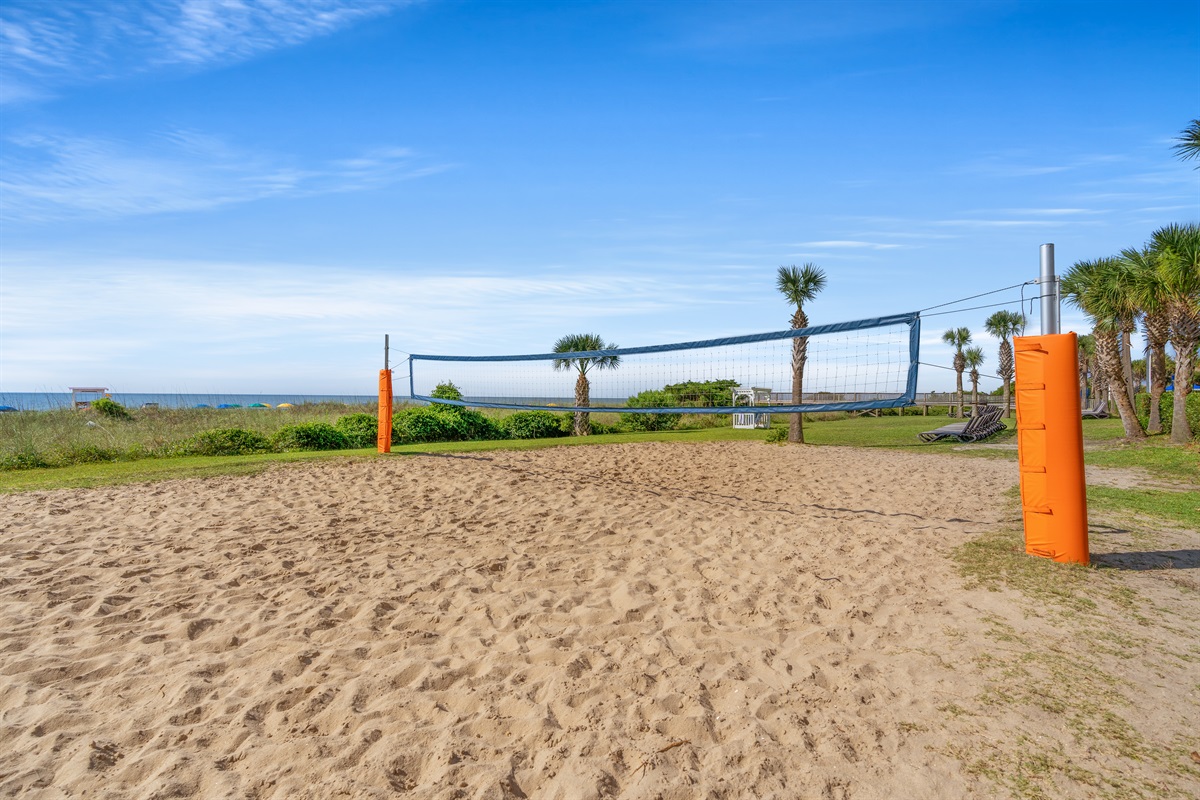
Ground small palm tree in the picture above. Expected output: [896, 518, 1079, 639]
[942, 327, 972, 418]
[1124, 245, 1170, 434]
[983, 310, 1025, 418]
[1061, 258, 1146, 439]
[1150, 223, 1200, 444]
[1173, 119, 1200, 167]
[964, 346, 985, 416]
[553, 333, 620, 436]
[776, 263, 827, 443]
[1077, 333, 1098, 408]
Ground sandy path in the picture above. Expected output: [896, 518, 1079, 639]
[1, 442, 1196, 799]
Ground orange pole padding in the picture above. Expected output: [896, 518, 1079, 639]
[1014, 333, 1089, 564]
[377, 369, 393, 454]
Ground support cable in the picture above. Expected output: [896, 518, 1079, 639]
[917, 281, 1036, 314]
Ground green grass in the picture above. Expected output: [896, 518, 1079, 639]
[0, 448, 381, 492]
[0, 426, 771, 493]
[1087, 486, 1200, 529]
[1082, 439, 1200, 484]
[4, 410, 1197, 493]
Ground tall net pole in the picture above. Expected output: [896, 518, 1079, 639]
[377, 334, 393, 454]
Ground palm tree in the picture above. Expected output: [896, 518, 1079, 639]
[1173, 119, 1200, 167]
[1150, 223, 1200, 443]
[964, 346, 985, 416]
[1077, 333, 1097, 408]
[776, 263, 827, 443]
[983, 310, 1025, 418]
[552, 333, 620, 436]
[1061, 258, 1146, 439]
[1124, 245, 1170, 434]
[942, 327, 972, 418]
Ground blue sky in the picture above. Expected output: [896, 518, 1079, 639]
[2, 0, 1197, 395]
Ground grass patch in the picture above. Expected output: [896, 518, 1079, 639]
[954, 528, 1101, 614]
[1087, 486, 1200, 529]
[0, 449, 380, 493]
[0, 427, 772, 493]
[1083, 439, 1200, 484]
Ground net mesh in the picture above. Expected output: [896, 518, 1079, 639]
[408, 313, 920, 413]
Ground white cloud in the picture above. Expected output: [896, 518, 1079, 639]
[0, 130, 450, 219]
[795, 240, 903, 250]
[0, 255, 706, 391]
[0, 0, 408, 102]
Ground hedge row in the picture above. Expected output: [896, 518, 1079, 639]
[1134, 391, 1200, 436]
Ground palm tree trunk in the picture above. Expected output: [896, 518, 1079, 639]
[1078, 345, 1088, 408]
[1096, 330, 1146, 439]
[1000, 339, 1014, 418]
[1145, 312, 1169, 434]
[1170, 344, 1196, 444]
[971, 378, 979, 414]
[1167, 304, 1198, 443]
[789, 337, 805, 443]
[1121, 329, 1136, 408]
[574, 372, 590, 436]
[954, 370, 964, 418]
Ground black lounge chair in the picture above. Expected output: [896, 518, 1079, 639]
[918, 404, 1006, 443]
[1082, 399, 1109, 419]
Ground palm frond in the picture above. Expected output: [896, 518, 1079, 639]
[776, 263, 827, 307]
[1172, 119, 1200, 166]
[552, 333, 620, 374]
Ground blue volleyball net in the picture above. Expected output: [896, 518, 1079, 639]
[408, 312, 920, 414]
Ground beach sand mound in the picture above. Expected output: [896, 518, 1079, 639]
[1, 442, 1196, 799]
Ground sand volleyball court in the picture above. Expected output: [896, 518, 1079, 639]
[2, 442, 1197, 799]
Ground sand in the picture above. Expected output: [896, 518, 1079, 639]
[1, 441, 1197, 799]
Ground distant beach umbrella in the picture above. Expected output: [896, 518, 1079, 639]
[0, 406, 16, 412]
[217, 404, 241, 409]
[249, 402, 271, 408]
[277, 403, 294, 408]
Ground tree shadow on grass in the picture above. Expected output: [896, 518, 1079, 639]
[1092, 549, 1200, 571]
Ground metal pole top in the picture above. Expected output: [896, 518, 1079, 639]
[1039, 243, 1059, 336]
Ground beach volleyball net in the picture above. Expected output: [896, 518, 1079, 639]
[407, 312, 920, 414]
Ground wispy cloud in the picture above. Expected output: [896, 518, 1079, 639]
[995, 208, 1106, 216]
[0, 130, 450, 219]
[0, 0, 408, 102]
[932, 219, 1080, 229]
[953, 151, 1126, 179]
[0, 254, 709, 390]
[795, 240, 903, 250]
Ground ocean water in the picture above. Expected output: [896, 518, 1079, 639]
[0, 392, 385, 412]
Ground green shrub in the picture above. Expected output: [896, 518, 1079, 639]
[336, 413, 379, 448]
[272, 422, 350, 452]
[663, 379, 740, 407]
[764, 427, 787, 444]
[91, 397, 132, 421]
[678, 413, 732, 429]
[554, 413, 621, 436]
[393, 405, 503, 444]
[55, 444, 120, 465]
[1135, 391, 1200, 435]
[0, 448, 50, 470]
[183, 428, 273, 456]
[430, 382, 464, 402]
[621, 389, 681, 432]
[502, 411, 567, 440]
